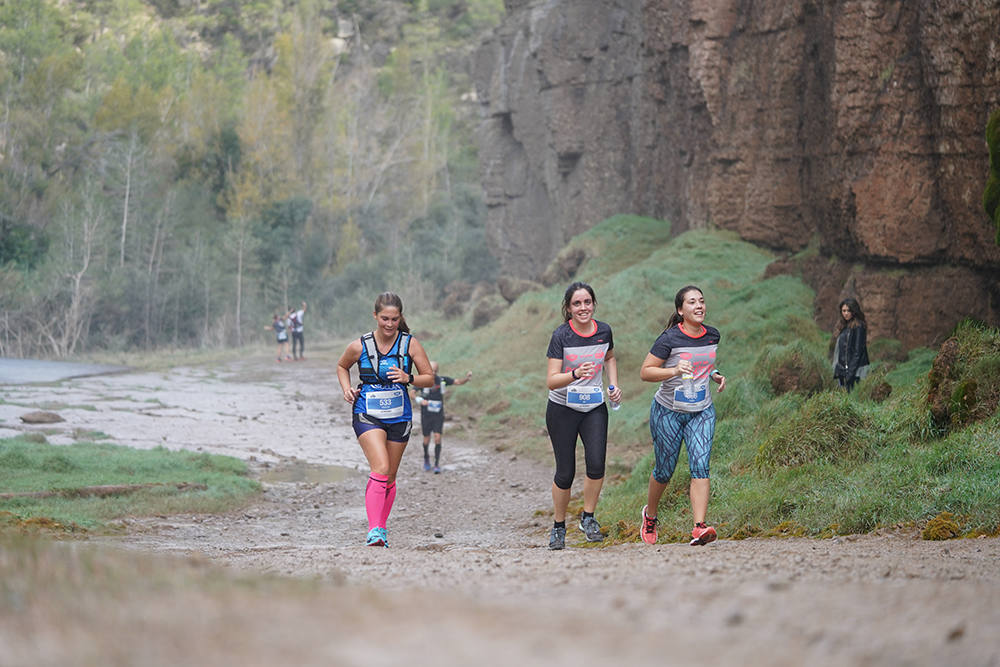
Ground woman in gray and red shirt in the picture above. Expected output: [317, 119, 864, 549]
[638, 285, 727, 547]
[544, 281, 622, 550]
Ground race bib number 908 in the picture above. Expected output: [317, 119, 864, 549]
[566, 385, 603, 412]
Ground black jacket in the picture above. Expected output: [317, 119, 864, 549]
[834, 323, 870, 380]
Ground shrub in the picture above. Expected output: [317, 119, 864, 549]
[922, 511, 963, 540]
[926, 319, 1000, 431]
[753, 340, 832, 396]
[855, 366, 892, 403]
[868, 337, 907, 363]
[755, 391, 870, 468]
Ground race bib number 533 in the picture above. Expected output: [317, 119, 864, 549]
[365, 389, 404, 419]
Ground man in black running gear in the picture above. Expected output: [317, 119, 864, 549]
[413, 361, 471, 473]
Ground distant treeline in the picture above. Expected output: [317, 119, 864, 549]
[0, 0, 502, 357]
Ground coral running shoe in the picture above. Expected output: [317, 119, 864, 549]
[640, 505, 658, 545]
[690, 522, 717, 546]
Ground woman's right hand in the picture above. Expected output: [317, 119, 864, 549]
[342, 386, 359, 403]
[676, 359, 693, 376]
[575, 361, 597, 379]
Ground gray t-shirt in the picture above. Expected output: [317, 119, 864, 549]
[649, 324, 720, 413]
[546, 320, 614, 412]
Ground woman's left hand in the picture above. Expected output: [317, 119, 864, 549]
[609, 384, 623, 403]
[713, 373, 726, 393]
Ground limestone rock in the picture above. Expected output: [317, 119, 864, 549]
[497, 276, 542, 304]
[19, 411, 64, 424]
[540, 247, 589, 287]
[475, 0, 1000, 347]
[471, 293, 509, 329]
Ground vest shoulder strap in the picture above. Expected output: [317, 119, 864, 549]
[361, 332, 378, 369]
[397, 333, 411, 365]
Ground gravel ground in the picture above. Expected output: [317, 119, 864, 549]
[2, 353, 999, 666]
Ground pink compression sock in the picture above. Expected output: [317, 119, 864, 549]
[380, 481, 396, 528]
[365, 473, 389, 530]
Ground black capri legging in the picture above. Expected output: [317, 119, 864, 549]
[546, 400, 608, 490]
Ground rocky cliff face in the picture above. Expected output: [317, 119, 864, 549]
[473, 0, 1000, 347]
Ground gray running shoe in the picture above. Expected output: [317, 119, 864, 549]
[579, 515, 604, 542]
[548, 524, 566, 550]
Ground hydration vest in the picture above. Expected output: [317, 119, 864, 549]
[358, 331, 412, 385]
[355, 331, 413, 422]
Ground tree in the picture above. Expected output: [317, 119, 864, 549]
[35, 179, 108, 357]
[0, 0, 500, 352]
[95, 76, 163, 266]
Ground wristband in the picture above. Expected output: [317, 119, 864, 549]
[571, 368, 578, 380]
[408, 373, 414, 384]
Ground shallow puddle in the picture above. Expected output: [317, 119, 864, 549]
[259, 462, 354, 484]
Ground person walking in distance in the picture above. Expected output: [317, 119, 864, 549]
[267, 312, 291, 362]
[413, 361, 472, 473]
[833, 297, 870, 392]
[638, 285, 726, 547]
[336, 293, 433, 547]
[544, 281, 622, 550]
[290, 301, 307, 360]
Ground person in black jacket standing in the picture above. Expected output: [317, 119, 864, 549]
[833, 297, 870, 392]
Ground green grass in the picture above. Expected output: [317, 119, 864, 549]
[13, 215, 996, 542]
[415, 215, 1000, 541]
[0, 437, 260, 531]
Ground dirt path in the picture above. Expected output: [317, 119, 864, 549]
[3, 352, 1000, 666]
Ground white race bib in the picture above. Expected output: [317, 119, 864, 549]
[425, 400, 443, 413]
[365, 389, 404, 419]
[672, 383, 707, 408]
[566, 385, 604, 412]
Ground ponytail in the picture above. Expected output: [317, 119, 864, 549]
[667, 285, 703, 330]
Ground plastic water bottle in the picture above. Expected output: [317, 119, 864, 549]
[608, 385, 621, 411]
[682, 372, 696, 399]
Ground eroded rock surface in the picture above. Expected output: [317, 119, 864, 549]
[475, 0, 1000, 347]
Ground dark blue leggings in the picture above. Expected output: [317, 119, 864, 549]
[649, 401, 715, 483]
[546, 400, 608, 490]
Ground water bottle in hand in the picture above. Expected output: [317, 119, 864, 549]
[682, 372, 696, 399]
[608, 385, 621, 411]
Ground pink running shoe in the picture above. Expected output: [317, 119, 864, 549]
[640, 505, 658, 545]
[690, 522, 717, 546]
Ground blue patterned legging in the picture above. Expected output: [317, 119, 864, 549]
[649, 401, 715, 483]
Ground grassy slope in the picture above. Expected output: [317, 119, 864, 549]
[0, 439, 259, 531]
[420, 215, 1000, 542]
[5, 214, 996, 540]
